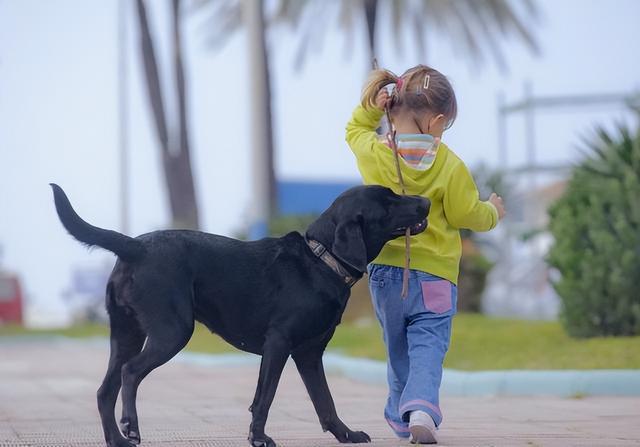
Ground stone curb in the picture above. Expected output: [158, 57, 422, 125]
[174, 351, 640, 397]
[4, 336, 639, 397]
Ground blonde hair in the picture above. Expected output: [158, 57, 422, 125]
[361, 65, 457, 128]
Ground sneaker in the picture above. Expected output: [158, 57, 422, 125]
[408, 410, 437, 444]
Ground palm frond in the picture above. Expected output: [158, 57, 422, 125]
[194, 0, 243, 50]
[486, 0, 540, 54]
[350, 0, 540, 70]
[465, 0, 508, 71]
[292, 1, 334, 70]
[194, 0, 540, 72]
[390, 0, 407, 57]
[273, 0, 310, 28]
[443, 0, 486, 67]
[337, 1, 360, 61]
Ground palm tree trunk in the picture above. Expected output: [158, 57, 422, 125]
[135, 0, 199, 230]
[243, 0, 275, 238]
[170, 0, 199, 229]
[135, 0, 169, 151]
[263, 46, 277, 219]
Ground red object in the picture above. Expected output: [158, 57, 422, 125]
[0, 272, 23, 324]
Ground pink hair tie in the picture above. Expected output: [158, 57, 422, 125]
[396, 77, 404, 91]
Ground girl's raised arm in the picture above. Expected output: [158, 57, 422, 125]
[345, 104, 385, 158]
[443, 162, 499, 232]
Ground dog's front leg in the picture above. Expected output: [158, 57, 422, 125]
[292, 349, 371, 443]
[248, 331, 290, 447]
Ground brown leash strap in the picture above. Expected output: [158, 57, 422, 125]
[372, 58, 411, 298]
[384, 105, 411, 299]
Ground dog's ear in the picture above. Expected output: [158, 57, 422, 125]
[332, 220, 367, 273]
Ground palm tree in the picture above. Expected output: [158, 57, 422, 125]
[135, 0, 200, 230]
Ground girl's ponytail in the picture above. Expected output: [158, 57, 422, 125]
[361, 69, 398, 109]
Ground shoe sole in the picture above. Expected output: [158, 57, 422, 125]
[409, 424, 437, 444]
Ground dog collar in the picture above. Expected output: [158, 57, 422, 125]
[305, 238, 359, 287]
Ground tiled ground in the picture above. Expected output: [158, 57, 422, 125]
[0, 338, 639, 447]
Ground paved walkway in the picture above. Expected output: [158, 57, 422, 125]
[0, 338, 639, 447]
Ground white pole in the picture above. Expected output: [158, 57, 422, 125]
[524, 81, 536, 190]
[243, 0, 270, 240]
[118, 0, 130, 235]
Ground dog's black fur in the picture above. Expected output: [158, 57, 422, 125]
[51, 184, 429, 447]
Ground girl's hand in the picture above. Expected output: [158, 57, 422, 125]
[489, 193, 506, 220]
[375, 88, 390, 110]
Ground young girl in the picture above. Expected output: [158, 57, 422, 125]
[346, 65, 505, 444]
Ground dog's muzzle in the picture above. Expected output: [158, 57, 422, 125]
[392, 218, 428, 237]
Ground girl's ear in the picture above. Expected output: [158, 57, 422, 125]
[429, 114, 447, 136]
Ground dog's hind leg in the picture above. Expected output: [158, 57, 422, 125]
[119, 306, 194, 445]
[97, 290, 146, 447]
[292, 348, 371, 444]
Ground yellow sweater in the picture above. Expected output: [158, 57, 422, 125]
[346, 105, 498, 284]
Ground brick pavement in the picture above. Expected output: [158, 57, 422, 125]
[0, 338, 638, 447]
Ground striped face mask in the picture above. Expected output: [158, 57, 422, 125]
[394, 133, 439, 171]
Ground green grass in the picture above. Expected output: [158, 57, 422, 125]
[453, 313, 640, 370]
[330, 314, 640, 370]
[2, 314, 639, 370]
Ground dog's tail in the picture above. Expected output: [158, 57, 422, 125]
[50, 183, 146, 262]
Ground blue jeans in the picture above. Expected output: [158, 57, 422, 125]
[368, 264, 457, 437]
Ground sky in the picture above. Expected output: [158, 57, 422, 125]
[1, 0, 639, 326]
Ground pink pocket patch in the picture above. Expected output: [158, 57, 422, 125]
[421, 280, 452, 313]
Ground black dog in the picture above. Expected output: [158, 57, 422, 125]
[51, 183, 429, 447]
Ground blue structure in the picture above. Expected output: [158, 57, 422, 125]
[277, 180, 359, 215]
[248, 220, 269, 241]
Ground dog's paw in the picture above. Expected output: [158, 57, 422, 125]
[125, 430, 141, 445]
[119, 418, 141, 445]
[107, 436, 138, 447]
[337, 429, 371, 443]
[248, 433, 276, 447]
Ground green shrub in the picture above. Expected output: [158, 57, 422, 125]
[548, 125, 640, 337]
[457, 248, 494, 312]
